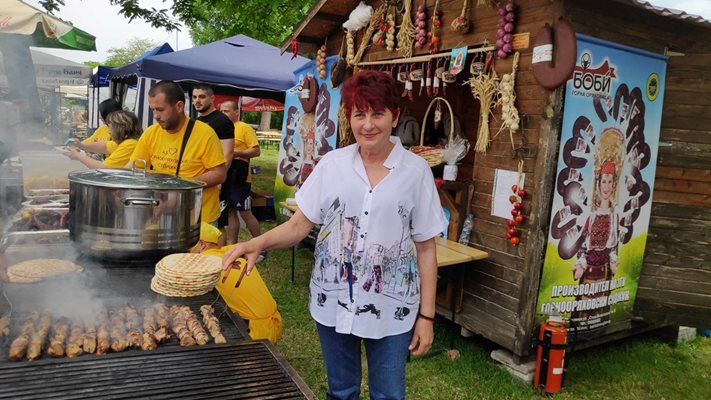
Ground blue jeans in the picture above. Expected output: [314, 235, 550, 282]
[316, 322, 413, 400]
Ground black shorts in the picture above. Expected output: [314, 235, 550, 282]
[217, 161, 252, 228]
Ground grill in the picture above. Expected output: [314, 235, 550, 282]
[0, 259, 315, 399]
[0, 341, 312, 399]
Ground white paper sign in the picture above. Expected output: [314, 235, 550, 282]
[492, 169, 526, 219]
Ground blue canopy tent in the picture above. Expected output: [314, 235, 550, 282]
[127, 34, 308, 101]
[107, 35, 308, 129]
[107, 42, 174, 84]
[88, 43, 173, 129]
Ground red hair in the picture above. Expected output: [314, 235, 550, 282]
[341, 70, 400, 119]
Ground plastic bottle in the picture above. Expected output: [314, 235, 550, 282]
[458, 213, 475, 245]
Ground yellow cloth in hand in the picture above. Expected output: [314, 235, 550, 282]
[203, 247, 282, 343]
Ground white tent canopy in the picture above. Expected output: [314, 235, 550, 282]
[0, 48, 91, 90]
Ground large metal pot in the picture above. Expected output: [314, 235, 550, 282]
[68, 166, 205, 260]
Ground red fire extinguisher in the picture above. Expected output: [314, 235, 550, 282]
[534, 313, 568, 395]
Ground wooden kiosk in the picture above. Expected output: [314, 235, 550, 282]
[281, 0, 711, 361]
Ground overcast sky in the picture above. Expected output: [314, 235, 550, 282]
[26, 0, 711, 64]
[25, 0, 194, 63]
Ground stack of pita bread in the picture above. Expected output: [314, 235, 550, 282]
[151, 253, 223, 297]
[7, 259, 84, 283]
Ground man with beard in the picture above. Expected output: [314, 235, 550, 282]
[192, 85, 236, 230]
[128, 81, 226, 225]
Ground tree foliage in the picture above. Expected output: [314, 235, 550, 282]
[39, 0, 184, 31]
[38, 0, 317, 46]
[103, 37, 159, 66]
[186, 0, 316, 46]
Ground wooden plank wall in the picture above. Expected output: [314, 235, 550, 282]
[566, 0, 711, 327]
[319, 0, 563, 355]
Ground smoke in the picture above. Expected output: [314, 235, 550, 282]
[1, 249, 159, 325]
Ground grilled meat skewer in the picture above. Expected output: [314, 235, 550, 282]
[0, 315, 10, 337]
[109, 309, 128, 352]
[124, 306, 143, 348]
[169, 305, 195, 347]
[27, 312, 52, 361]
[182, 306, 209, 345]
[47, 320, 69, 358]
[96, 311, 110, 355]
[153, 303, 170, 343]
[8, 318, 36, 361]
[200, 305, 226, 344]
[83, 322, 97, 354]
[141, 307, 158, 351]
[65, 322, 84, 357]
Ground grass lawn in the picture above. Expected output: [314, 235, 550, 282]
[247, 148, 711, 400]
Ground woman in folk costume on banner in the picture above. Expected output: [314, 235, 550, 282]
[571, 128, 625, 330]
[222, 70, 447, 400]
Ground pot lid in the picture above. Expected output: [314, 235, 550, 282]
[68, 169, 205, 190]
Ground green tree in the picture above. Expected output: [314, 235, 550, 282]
[103, 37, 159, 66]
[187, 0, 316, 46]
[83, 61, 102, 68]
[38, 0, 317, 44]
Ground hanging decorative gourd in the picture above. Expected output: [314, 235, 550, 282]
[428, 0, 442, 54]
[495, 1, 516, 59]
[450, 0, 470, 33]
[316, 43, 327, 80]
[414, 1, 427, 50]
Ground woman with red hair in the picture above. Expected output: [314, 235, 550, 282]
[223, 70, 447, 400]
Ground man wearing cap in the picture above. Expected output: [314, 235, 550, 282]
[192, 223, 282, 343]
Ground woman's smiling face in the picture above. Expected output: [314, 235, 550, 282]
[600, 173, 614, 200]
[350, 107, 399, 153]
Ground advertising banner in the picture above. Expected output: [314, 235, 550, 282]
[274, 56, 341, 219]
[536, 35, 667, 340]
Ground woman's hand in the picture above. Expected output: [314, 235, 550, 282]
[610, 259, 618, 276]
[62, 147, 81, 160]
[409, 317, 434, 356]
[222, 239, 263, 276]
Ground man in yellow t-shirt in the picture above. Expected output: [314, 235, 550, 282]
[219, 100, 263, 249]
[193, 222, 282, 343]
[128, 81, 227, 224]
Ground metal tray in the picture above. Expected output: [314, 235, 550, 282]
[0, 229, 70, 253]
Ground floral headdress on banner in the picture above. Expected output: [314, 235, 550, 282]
[592, 128, 624, 209]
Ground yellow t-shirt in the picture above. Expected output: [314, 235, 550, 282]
[233, 121, 259, 183]
[106, 140, 118, 155]
[130, 119, 225, 223]
[203, 246, 283, 343]
[82, 124, 110, 144]
[103, 139, 137, 168]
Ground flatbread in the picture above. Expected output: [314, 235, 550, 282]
[7, 259, 83, 283]
[156, 253, 223, 275]
[150, 276, 210, 297]
[151, 253, 223, 297]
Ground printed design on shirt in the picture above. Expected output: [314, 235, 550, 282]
[310, 198, 419, 321]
